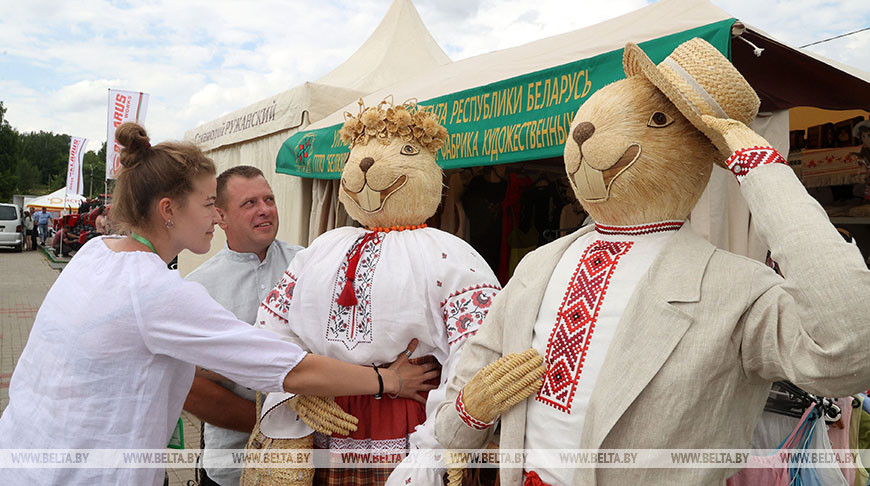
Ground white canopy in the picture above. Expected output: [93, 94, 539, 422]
[179, 0, 452, 276]
[306, 0, 733, 130]
[298, 0, 870, 261]
[25, 187, 86, 213]
[316, 0, 451, 93]
[183, 0, 451, 153]
[184, 82, 365, 153]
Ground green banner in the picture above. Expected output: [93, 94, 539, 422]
[277, 19, 735, 179]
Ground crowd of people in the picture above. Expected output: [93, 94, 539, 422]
[20, 199, 111, 256]
[48, 201, 110, 256]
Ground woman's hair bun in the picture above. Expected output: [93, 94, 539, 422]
[116, 122, 151, 168]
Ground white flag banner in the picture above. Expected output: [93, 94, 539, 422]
[66, 137, 89, 196]
[106, 89, 150, 179]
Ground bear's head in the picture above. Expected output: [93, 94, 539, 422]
[564, 38, 760, 226]
[338, 100, 448, 229]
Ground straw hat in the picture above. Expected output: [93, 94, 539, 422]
[623, 38, 760, 151]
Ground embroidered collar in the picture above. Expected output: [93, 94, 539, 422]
[595, 220, 684, 236]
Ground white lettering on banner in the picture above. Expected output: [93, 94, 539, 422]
[66, 137, 89, 196]
[106, 90, 150, 179]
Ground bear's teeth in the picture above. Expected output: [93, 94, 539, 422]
[358, 185, 381, 211]
[575, 163, 609, 201]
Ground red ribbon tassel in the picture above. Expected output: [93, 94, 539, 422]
[524, 471, 550, 486]
[337, 232, 380, 307]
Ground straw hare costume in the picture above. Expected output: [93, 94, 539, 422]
[255, 100, 501, 486]
[435, 38, 870, 485]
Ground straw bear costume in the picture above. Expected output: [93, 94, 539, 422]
[435, 38, 870, 485]
[255, 101, 500, 486]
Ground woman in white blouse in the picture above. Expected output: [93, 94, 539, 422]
[0, 122, 438, 485]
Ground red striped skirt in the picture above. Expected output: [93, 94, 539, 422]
[314, 393, 428, 486]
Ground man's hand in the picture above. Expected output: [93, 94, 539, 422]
[183, 377, 256, 433]
[195, 366, 229, 382]
[288, 396, 359, 436]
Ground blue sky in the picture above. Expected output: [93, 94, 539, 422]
[1, 0, 868, 151]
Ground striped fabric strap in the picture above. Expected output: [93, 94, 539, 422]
[725, 146, 787, 183]
[455, 389, 496, 430]
[594, 220, 683, 236]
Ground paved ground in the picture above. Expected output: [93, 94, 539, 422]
[0, 248, 201, 486]
[0, 248, 56, 410]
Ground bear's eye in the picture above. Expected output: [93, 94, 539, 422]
[400, 144, 419, 156]
[647, 112, 674, 128]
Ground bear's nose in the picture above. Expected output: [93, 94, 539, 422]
[572, 122, 595, 148]
[359, 157, 375, 172]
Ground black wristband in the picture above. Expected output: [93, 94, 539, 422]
[371, 364, 384, 400]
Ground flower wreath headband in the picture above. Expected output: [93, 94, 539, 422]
[339, 96, 448, 153]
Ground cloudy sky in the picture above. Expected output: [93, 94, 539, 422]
[1, 0, 868, 152]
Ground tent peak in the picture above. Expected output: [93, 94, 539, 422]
[316, 0, 451, 93]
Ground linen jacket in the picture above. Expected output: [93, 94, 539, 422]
[435, 163, 870, 485]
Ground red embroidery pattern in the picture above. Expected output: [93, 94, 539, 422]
[440, 284, 501, 308]
[595, 220, 683, 236]
[524, 471, 553, 486]
[326, 233, 382, 350]
[259, 270, 298, 324]
[537, 240, 632, 413]
[442, 285, 500, 345]
[725, 146, 786, 183]
[455, 390, 495, 430]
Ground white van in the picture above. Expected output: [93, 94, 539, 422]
[0, 203, 25, 252]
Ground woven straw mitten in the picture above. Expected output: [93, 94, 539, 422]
[289, 395, 359, 436]
[700, 115, 770, 157]
[447, 349, 546, 486]
[462, 349, 546, 425]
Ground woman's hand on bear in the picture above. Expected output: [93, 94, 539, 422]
[386, 339, 442, 404]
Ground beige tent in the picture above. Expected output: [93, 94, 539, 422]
[304, 0, 737, 129]
[293, 0, 870, 260]
[179, 0, 450, 275]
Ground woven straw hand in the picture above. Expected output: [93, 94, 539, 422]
[287, 396, 359, 436]
[461, 349, 546, 424]
[701, 114, 771, 158]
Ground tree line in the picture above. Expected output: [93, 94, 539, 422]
[0, 101, 108, 203]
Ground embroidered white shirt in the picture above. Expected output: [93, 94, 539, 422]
[524, 222, 681, 485]
[0, 236, 307, 486]
[255, 226, 500, 481]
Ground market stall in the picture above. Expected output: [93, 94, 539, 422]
[276, 0, 870, 279]
[784, 107, 870, 257]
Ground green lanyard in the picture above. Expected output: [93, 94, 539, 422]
[129, 232, 157, 254]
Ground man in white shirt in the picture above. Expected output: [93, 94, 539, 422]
[184, 165, 302, 486]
